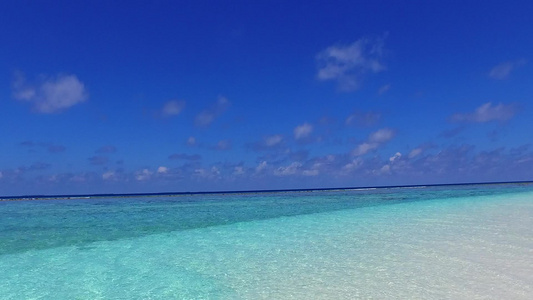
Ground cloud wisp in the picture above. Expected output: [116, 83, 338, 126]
[316, 36, 386, 91]
[249, 135, 285, 152]
[352, 128, 395, 156]
[345, 111, 381, 127]
[161, 100, 186, 117]
[12, 72, 88, 113]
[378, 84, 391, 95]
[294, 123, 313, 140]
[214, 140, 232, 151]
[265, 135, 283, 147]
[451, 102, 517, 123]
[135, 169, 153, 181]
[186, 137, 197, 147]
[102, 170, 116, 181]
[274, 162, 302, 176]
[408, 148, 423, 159]
[255, 161, 268, 173]
[488, 59, 526, 80]
[157, 166, 169, 174]
[195, 96, 230, 127]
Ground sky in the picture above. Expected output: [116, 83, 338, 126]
[1, 1, 532, 196]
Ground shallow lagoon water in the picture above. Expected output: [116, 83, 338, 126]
[1, 184, 532, 299]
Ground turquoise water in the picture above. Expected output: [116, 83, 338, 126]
[1, 184, 532, 299]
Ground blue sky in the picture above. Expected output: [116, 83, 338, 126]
[1, 1, 532, 196]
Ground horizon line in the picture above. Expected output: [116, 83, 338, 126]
[1, 180, 532, 201]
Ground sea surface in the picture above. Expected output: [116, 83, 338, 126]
[1, 183, 532, 299]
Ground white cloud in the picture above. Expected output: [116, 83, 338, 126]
[408, 148, 423, 158]
[70, 174, 90, 183]
[233, 166, 245, 175]
[352, 142, 378, 156]
[256, 161, 268, 173]
[345, 115, 356, 125]
[389, 152, 402, 162]
[195, 112, 215, 127]
[135, 169, 153, 181]
[294, 123, 313, 140]
[369, 128, 395, 143]
[380, 164, 391, 174]
[353, 128, 395, 156]
[250, 135, 285, 151]
[157, 166, 168, 174]
[161, 100, 185, 117]
[345, 111, 381, 127]
[302, 169, 319, 176]
[342, 159, 363, 173]
[195, 96, 230, 127]
[451, 102, 517, 123]
[193, 168, 207, 177]
[489, 60, 526, 80]
[13, 86, 35, 100]
[274, 162, 302, 176]
[211, 166, 220, 176]
[46, 175, 58, 182]
[102, 171, 115, 180]
[187, 136, 196, 146]
[265, 135, 283, 146]
[13, 73, 88, 113]
[193, 166, 220, 179]
[316, 36, 386, 91]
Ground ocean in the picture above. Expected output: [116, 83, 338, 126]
[1, 183, 532, 299]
